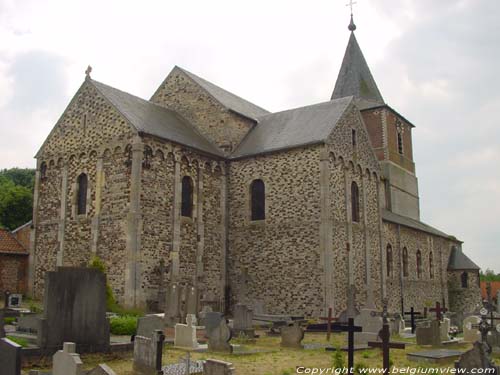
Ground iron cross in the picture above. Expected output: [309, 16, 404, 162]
[329, 318, 363, 373]
[346, 0, 357, 15]
[429, 301, 447, 321]
[404, 307, 422, 334]
[319, 307, 338, 341]
[368, 322, 406, 374]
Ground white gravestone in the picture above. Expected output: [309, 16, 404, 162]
[174, 314, 199, 349]
[53, 342, 83, 375]
[463, 316, 481, 343]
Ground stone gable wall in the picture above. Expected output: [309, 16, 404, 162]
[0, 255, 28, 294]
[151, 69, 255, 153]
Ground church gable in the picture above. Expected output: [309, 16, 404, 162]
[37, 80, 136, 159]
[326, 102, 381, 172]
[150, 67, 258, 154]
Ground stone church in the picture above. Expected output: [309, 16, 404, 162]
[29, 19, 482, 317]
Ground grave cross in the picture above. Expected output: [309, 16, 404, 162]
[470, 284, 500, 354]
[319, 307, 338, 341]
[330, 318, 362, 373]
[429, 301, 447, 321]
[404, 307, 422, 334]
[368, 322, 405, 374]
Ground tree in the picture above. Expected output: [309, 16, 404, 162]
[0, 168, 35, 191]
[0, 179, 33, 230]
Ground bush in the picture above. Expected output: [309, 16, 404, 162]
[332, 347, 345, 368]
[4, 317, 16, 325]
[88, 255, 118, 311]
[109, 315, 138, 336]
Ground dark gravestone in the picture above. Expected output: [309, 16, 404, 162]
[37, 267, 110, 351]
[202, 312, 224, 337]
[0, 309, 5, 338]
[455, 341, 500, 372]
[0, 337, 22, 375]
[136, 315, 164, 339]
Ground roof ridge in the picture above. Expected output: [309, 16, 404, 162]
[257, 96, 354, 119]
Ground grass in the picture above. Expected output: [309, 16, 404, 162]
[20, 330, 500, 375]
[7, 336, 29, 347]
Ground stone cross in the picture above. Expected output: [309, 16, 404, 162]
[368, 322, 405, 373]
[404, 307, 422, 334]
[85, 65, 92, 79]
[331, 318, 363, 371]
[319, 307, 338, 341]
[430, 301, 447, 321]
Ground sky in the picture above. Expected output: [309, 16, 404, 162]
[0, 0, 498, 271]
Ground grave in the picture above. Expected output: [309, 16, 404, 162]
[185, 285, 199, 317]
[404, 307, 421, 334]
[53, 342, 83, 375]
[407, 349, 464, 364]
[416, 320, 441, 346]
[8, 293, 22, 308]
[232, 303, 254, 337]
[463, 316, 481, 343]
[326, 318, 363, 370]
[134, 329, 165, 374]
[455, 341, 500, 371]
[207, 317, 233, 353]
[35, 267, 110, 352]
[162, 357, 204, 375]
[203, 359, 236, 375]
[174, 314, 199, 349]
[368, 320, 405, 373]
[354, 308, 382, 346]
[164, 282, 182, 327]
[440, 317, 451, 341]
[280, 321, 304, 348]
[202, 312, 224, 337]
[0, 309, 5, 338]
[0, 337, 21, 375]
[87, 364, 117, 375]
[137, 314, 165, 339]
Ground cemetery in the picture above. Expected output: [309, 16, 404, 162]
[2, 269, 500, 374]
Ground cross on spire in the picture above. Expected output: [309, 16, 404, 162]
[346, 1, 357, 31]
[346, 0, 357, 15]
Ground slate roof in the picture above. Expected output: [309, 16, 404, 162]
[0, 228, 28, 255]
[448, 247, 480, 271]
[332, 33, 384, 104]
[176, 67, 270, 121]
[381, 209, 455, 240]
[91, 80, 223, 157]
[231, 96, 353, 158]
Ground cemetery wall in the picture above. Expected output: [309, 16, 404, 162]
[151, 67, 255, 152]
[33, 81, 135, 298]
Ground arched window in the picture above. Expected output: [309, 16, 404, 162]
[351, 181, 360, 222]
[429, 252, 434, 279]
[386, 244, 393, 278]
[181, 176, 193, 217]
[250, 179, 265, 221]
[461, 272, 468, 288]
[77, 173, 88, 215]
[402, 247, 409, 277]
[416, 250, 422, 279]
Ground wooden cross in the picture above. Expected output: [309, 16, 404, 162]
[368, 322, 405, 373]
[330, 318, 363, 372]
[429, 301, 447, 321]
[319, 307, 338, 341]
[404, 307, 422, 334]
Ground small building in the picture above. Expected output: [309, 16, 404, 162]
[0, 227, 29, 294]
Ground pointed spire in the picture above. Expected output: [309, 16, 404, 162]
[331, 30, 384, 104]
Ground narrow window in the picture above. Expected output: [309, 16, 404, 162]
[77, 173, 88, 215]
[429, 252, 434, 279]
[181, 176, 193, 217]
[402, 247, 409, 277]
[250, 179, 265, 221]
[351, 129, 357, 147]
[40, 162, 47, 181]
[386, 244, 393, 278]
[461, 272, 468, 288]
[351, 181, 360, 222]
[416, 250, 422, 279]
[397, 131, 404, 155]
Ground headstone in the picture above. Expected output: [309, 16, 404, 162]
[0, 309, 5, 338]
[207, 317, 233, 353]
[164, 282, 181, 327]
[0, 337, 21, 375]
[455, 341, 500, 371]
[17, 314, 42, 334]
[416, 320, 441, 346]
[463, 316, 481, 343]
[280, 321, 304, 348]
[8, 294, 22, 308]
[440, 317, 451, 341]
[53, 342, 83, 375]
[390, 313, 405, 335]
[354, 308, 383, 345]
[233, 304, 254, 337]
[203, 359, 236, 375]
[174, 314, 199, 349]
[134, 330, 165, 375]
[202, 312, 224, 337]
[36, 267, 110, 351]
[137, 315, 164, 339]
[185, 286, 199, 317]
[87, 364, 117, 375]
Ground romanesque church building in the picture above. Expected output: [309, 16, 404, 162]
[30, 22, 481, 317]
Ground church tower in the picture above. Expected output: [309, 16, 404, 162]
[332, 16, 421, 220]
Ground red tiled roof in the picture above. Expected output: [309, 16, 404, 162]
[0, 228, 28, 255]
[480, 281, 500, 301]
